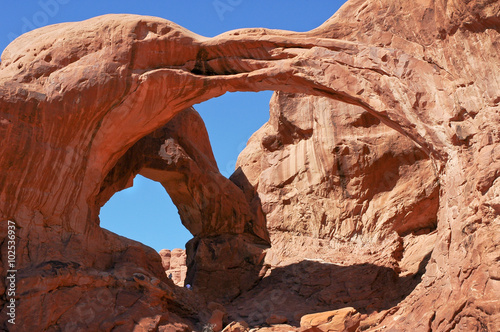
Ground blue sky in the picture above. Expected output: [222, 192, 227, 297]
[1, 0, 347, 251]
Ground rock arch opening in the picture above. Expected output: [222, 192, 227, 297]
[195, 91, 274, 178]
[94, 97, 272, 298]
[97, 90, 274, 291]
[95, 82, 439, 312]
[98, 90, 273, 243]
[99, 174, 191, 252]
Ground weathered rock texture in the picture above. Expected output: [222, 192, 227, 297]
[235, 91, 439, 261]
[0, 0, 499, 331]
[98, 106, 269, 300]
[160, 249, 187, 287]
[225, 91, 440, 326]
[300, 307, 361, 332]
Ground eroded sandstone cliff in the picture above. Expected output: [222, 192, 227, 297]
[226, 91, 440, 327]
[0, 0, 499, 330]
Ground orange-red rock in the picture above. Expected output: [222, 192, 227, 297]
[103, 106, 269, 299]
[221, 321, 249, 332]
[208, 309, 227, 332]
[266, 314, 288, 325]
[235, 91, 439, 266]
[160, 249, 187, 287]
[0, 0, 499, 331]
[300, 307, 361, 332]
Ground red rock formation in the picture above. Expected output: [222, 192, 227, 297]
[0, 0, 499, 330]
[160, 249, 187, 287]
[235, 91, 439, 262]
[225, 91, 440, 326]
[99, 106, 269, 300]
[300, 307, 361, 332]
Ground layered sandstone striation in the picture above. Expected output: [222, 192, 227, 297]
[160, 249, 187, 287]
[225, 91, 440, 326]
[98, 106, 269, 300]
[0, 0, 499, 331]
[235, 91, 439, 262]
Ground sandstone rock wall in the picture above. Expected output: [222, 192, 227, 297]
[160, 249, 187, 287]
[236, 91, 439, 244]
[225, 91, 441, 327]
[0, 0, 499, 330]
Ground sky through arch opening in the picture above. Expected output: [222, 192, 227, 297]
[99, 91, 273, 252]
[99, 174, 190, 252]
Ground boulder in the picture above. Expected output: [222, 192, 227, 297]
[300, 307, 361, 332]
[221, 321, 249, 332]
[266, 314, 288, 325]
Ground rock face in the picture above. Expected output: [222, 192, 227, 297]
[99, 106, 269, 299]
[159, 249, 187, 287]
[0, 0, 499, 331]
[235, 91, 439, 263]
[225, 91, 440, 326]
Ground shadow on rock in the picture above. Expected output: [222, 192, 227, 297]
[227, 254, 431, 327]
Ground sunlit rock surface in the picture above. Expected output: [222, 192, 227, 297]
[0, 0, 499, 330]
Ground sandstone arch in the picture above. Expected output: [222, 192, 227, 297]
[0, 0, 499, 330]
[97, 106, 270, 299]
